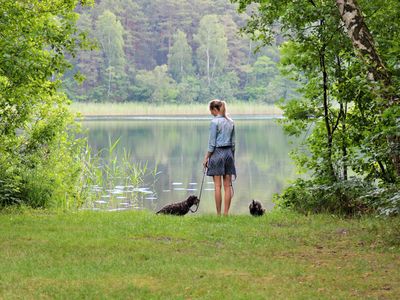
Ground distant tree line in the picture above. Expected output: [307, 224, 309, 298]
[63, 0, 298, 103]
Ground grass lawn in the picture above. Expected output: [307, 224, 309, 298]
[0, 210, 399, 299]
[70, 102, 283, 117]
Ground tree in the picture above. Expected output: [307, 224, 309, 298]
[232, 0, 399, 213]
[0, 0, 94, 207]
[335, 0, 400, 176]
[244, 56, 276, 102]
[139, 0, 193, 66]
[176, 76, 202, 103]
[95, 10, 127, 101]
[63, 12, 100, 102]
[194, 15, 229, 87]
[91, 0, 146, 72]
[167, 30, 194, 82]
[134, 65, 178, 103]
[219, 14, 250, 74]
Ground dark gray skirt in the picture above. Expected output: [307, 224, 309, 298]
[207, 147, 236, 178]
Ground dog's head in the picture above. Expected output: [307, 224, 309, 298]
[187, 195, 200, 207]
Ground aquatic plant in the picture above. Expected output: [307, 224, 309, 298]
[78, 138, 156, 211]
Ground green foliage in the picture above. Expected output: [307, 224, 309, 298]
[134, 65, 179, 103]
[0, 0, 94, 208]
[243, 54, 298, 103]
[194, 15, 229, 86]
[234, 0, 400, 214]
[276, 178, 400, 216]
[94, 10, 128, 102]
[63, 0, 298, 103]
[168, 30, 194, 82]
[176, 76, 202, 103]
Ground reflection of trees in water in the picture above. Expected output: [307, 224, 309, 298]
[83, 119, 297, 214]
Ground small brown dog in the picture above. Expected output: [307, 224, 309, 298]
[249, 199, 265, 216]
[156, 195, 200, 216]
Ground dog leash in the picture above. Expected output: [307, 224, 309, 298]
[190, 167, 207, 213]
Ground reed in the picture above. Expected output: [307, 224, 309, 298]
[78, 138, 153, 210]
[70, 102, 283, 116]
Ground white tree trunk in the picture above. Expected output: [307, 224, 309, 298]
[206, 47, 210, 87]
[336, 0, 389, 84]
[336, 0, 400, 177]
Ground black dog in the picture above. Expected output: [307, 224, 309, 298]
[156, 195, 200, 216]
[249, 199, 265, 216]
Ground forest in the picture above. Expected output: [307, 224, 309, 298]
[63, 0, 298, 104]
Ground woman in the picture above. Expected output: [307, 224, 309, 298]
[203, 99, 236, 216]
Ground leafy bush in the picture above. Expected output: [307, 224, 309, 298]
[360, 185, 400, 217]
[275, 178, 400, 216]
[0, 103, 84, 209]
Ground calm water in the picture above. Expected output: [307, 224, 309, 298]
[81, 116, 298, 214]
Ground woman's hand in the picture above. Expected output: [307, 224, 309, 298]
[203, 153, 211, 168]
[203, 158, 208, 168]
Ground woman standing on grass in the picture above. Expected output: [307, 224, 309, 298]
[203, 99, 236, 216]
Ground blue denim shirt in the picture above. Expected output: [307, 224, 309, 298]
[207, 115, 235, 153]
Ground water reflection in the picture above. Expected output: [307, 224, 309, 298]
[81, 117, 297, 214]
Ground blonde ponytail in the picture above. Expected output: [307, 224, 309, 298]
[221, 101, 233, 122]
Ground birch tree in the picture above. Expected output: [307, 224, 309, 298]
[95, 10, 126, 100]
[194, 15, 229, 87]
[335, 0, 400, 176]
[167, 30, 194, 82]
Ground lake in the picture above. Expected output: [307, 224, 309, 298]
[81, 116, 298, 215]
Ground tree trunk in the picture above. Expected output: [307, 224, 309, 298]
[335, 55, 348, 180]
[336, 0, 400, 177]
[206, 47, 210, 87]
[320, 42, 337, 181]
[108, 66, 111, 99]
[335, 0, 390, 84]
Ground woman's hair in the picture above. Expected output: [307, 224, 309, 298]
[209, 99, 233, 122]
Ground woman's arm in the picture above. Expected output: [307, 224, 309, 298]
[231, 125, 235, 157]
[204, 121, 217, 168]
[207, 121, 217, 153]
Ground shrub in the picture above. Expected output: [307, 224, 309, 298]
[275, 178, 400, 216]
[0, 103, 84, 209]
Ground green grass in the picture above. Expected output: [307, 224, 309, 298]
[70, 102, 283, 116]
[0, 209, 399, 299]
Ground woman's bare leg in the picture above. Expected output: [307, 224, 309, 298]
[213, 176, 222, 215]
[223, 175, 232, 215]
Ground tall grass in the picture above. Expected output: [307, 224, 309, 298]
[70, 102, 283, 116]
[78, 138, 154, 211]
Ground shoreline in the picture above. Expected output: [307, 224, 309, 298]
[76, 114, 284, 121]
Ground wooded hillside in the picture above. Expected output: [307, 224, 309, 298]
[64, 0, 298, 103]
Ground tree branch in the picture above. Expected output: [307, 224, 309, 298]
[308, 0, 317, 8]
